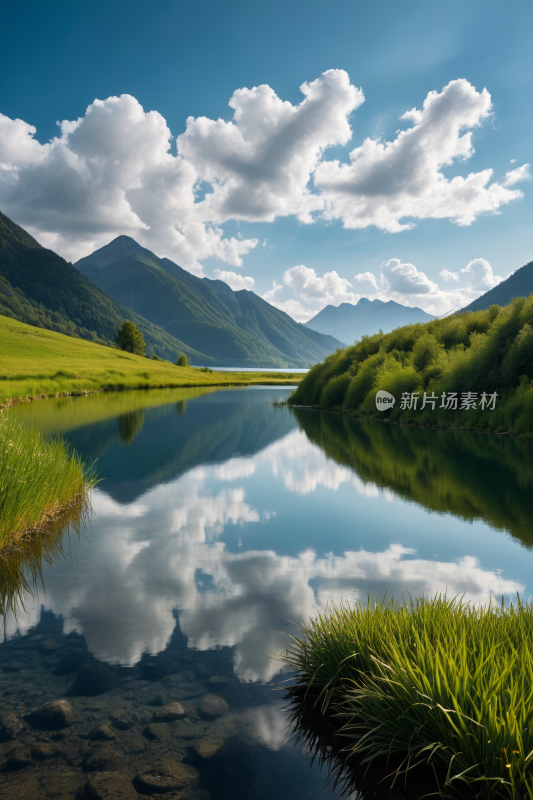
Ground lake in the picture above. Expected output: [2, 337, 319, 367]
[2, 385, 533, 799]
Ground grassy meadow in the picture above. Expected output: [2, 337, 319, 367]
[0, 314, 302, 408]
[282, 595, 533, 799]
[289, 296, 533, 437]
[0, 416, 94, 549]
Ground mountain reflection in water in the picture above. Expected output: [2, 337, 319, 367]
[2, 387, 532, 799]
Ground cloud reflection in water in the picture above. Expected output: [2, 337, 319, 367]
[5, 430, 523, 681]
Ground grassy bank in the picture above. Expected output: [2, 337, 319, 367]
[0, 315, 302, 408]
[282, 595, 533, 798]
[288, 296, 533, 437]
[0, 416, 94, 549]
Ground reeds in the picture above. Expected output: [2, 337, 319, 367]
[281, 595, 533, 798]
[0, 416, 95, 548]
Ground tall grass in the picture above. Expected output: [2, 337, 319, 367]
[281, 595, 533, 798]
[0, 416, 95, 547]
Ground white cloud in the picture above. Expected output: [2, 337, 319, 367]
[350, 257, 504, 316]
[314, 79, 524, 232]
[1, 75, 526, 276]
[0, 97, 258, 273]
[177, 69, 364, 225]
[212, 269, 255, 290]
[440, 269, 461, 282]
[263, 265, 359, 322]
[503, 163, 531, 186]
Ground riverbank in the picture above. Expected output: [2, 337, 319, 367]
[0, 315, 303, 410]
[287, 296, 533, 439]
[281, 595, 533, 798]
[0, 416, 95, 549]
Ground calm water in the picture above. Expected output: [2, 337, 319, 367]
[2, 386, 533, 798]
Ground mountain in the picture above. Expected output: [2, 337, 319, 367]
[74, 236, 344, 367]
[304, 298, 435, 344]
[0, 211, 210, 363]
[460, 261, 533, 313]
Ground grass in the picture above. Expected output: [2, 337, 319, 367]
[0, 315, 302, 408]
[288, 295, 533, 438]
[281, 595, 533, 799]
[0, 415, 95, 549]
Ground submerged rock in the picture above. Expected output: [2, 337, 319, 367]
[152, 702, 185, 722]
[31, 741, 61, 759]
[109, 711, 135, 730]
[69, 661, 118, 696]
[143, 723, 165, 741]
[84, 771, 138, 799]
[0, 710, 22, 741]
[199, 694, 228, 719]
[135, 759, 198, 793]
[5, 745, 32, 769]
[193, 736, 224, 759]
[90, 723, 117, 741]
[83, 745, 127, 773]
[25, 699, 73, 730]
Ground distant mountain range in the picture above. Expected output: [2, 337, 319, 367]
[460, 261, 533, 313]
[74, 236, 344, 367]
[304, 298, 435, 344]
[0, 211, 206, 363]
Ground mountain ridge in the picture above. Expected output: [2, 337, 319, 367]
[75, 236, 345, 367]
[304, 297, 435, 344]
[0, 212, 210, 363]
[460, 261, 533, 313]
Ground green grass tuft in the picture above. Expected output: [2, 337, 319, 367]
[0, 416, 95, 547]
[281, 594, 533, 798]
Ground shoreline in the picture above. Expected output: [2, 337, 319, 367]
[286, 402, 533, 443]
[0, 376, 301, 412]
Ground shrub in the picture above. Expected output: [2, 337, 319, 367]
[176, 353, 189, 367]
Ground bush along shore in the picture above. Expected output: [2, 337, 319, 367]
[0, 416, 95, 550]
[288, 296, 533, 438]
[281, 595, 533, 799]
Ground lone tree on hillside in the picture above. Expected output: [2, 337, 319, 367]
[116, 320, 145, 356]
[176, 353, 189, 367]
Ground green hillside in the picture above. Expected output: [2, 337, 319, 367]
[0, 211, 210, 364]
[75, 236, 344, 367]
[289, 294, 533, 436]
[0, 314, 301, 408]
[461, 260, 533, 313]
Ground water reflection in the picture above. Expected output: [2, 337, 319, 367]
[293, 408, 533, 547]
[4, 389, 533, 796]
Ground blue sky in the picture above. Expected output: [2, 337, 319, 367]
[1, 0, 531, 319]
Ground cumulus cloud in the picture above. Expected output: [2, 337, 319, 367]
[1, 75, 527, 275]
[263, 254, 506, 320]
[177, 69, 364, 225]
[349, 257, 504, 316]
[314, 79, 526, 232]
[212, 269, 255, 290]
[263, 265, 359, 322]
[504, 163, 531, 186]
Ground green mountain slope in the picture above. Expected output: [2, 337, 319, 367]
[461, 261, 533, 313]
[0, 211, 208, 364]
[74, 236, 344, 367]
[204, 278, 345, 364]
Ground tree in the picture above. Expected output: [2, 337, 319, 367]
[176, 353, 189, 367]
[116, 320, 145, 356]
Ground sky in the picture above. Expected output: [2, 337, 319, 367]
[0, 0, 531, 320]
